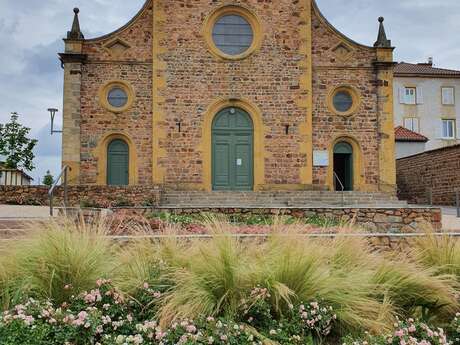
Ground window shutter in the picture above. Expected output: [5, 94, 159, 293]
[416, 87, 424, 104]
[457, 122, 460, 139]
[437, 120, 444, 139]
[399, 87, 405, 104]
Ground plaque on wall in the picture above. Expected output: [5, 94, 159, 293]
[313, 150, 329, 167]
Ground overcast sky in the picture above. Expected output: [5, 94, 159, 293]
[0, 0, 459, 182]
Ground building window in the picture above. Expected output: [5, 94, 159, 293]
[442, 87, 455, 105]
[99, 80, 135, 113]
[405, 87, 416, 105]
[212, 15, 254, 56]
[327, 86, 360, 116]
[404, 117, 420, 132]
[203, 5, 262, 60]
[107, 87, 128, 108]
[442, 119, 456, 139]
[333, 90, 353, 112]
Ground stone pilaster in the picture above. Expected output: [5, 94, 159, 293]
[59, 40, 86, 185]
[375, 48, 397, 193]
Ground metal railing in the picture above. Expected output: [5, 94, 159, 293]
[333, 171, 345, 207]
[48, 165, 71, 217]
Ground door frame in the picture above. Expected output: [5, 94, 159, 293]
[327, 135, 364, 191]
[107, 139, 130, 186]
[94, 132, 138, 185]
[333, 142, 353, 191]
[211, 108, 254, 190]
[202, 98, 265, 191]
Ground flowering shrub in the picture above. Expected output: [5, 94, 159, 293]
[239, 286, 336, 344]
[342, 318, 453, 345]
[451, 313, 460, 345]
[0, 280, 264, 345]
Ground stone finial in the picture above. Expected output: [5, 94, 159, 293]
[67, 8, 84, 40]
[374, 17, 391, 48]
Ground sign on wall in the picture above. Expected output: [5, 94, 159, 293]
[313, 150, 329, 167]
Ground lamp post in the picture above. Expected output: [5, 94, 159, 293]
[47, 108, 62, 135]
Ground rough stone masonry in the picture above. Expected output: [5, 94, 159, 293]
[59, 0, 396, 193]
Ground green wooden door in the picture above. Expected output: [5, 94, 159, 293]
[212, 107, 254, 190]
[107, 139, 129, 186]
[333, 142, 353, 191]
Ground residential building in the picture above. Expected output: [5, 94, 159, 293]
[395, 126, 428, 159]
[0, 162, 33, 186]
[394, 61, 460, 156]
[59, 0, 396, 193]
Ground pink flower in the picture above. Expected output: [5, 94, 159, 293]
[394, 329, 404, 338]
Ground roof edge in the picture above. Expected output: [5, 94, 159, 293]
[397, 143, 460, 160]
[84, 0, 151, 43]
[312, 0, 374, 50]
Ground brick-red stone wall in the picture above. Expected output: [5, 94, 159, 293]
[79, 4, 153, 185]
[311, 12, 379, 187]
[397, 144, 460, 205]
[75, 0, 383, 189]
[0, 185, 162, 208]
[158, 0, 308, 185]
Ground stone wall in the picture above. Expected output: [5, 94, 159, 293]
[79, 3, 153, 185]
[112, 206, 441, 233]
[397, 144, 460, 205]
[64, 0, 393, 191]
[311, 10, 380, 189]
[0, 185, 162, 208]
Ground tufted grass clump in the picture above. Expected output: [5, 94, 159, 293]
[0, 219, 114, 306]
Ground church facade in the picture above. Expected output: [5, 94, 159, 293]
[60, 0, 396, 193]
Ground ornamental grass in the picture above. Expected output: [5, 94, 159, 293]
[0, 216, 458, 343]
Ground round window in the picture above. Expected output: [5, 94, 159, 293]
[333, 90, 353, 113]
[212, 14, 254, 56]
[107, 87, 128, 108]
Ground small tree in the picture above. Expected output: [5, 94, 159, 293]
[0, 112, 38, 171]
[43, 170, 54, 187]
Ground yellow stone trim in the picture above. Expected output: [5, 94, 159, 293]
[298, 0, 313, 185]
[202, 5, 263, 61]
[94, 132, 138, 185]
[200, 98, 265, 192]
[152, 1, 168, 184]
[326, 135, 365, 191]
[327, 85, 361, 117]
[98, 80, 135, 114]
[375, 49, 396, 192]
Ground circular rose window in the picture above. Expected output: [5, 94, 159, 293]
[212, 14, 254, 56]
[107, 87, 128, 108]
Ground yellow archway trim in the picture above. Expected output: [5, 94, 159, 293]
[326, 135, 366, 191]
[202, 5, 263, 61]
[94, 132, 138, 185]
[201, 98, 265, 191]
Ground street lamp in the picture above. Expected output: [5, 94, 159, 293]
[47, 108, 62, 135]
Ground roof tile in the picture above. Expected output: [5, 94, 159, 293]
[395, 126, 429, 142]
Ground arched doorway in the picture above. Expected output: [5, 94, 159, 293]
[212, 107, 254, 190]
[333, 142, 353, 191]
[107, 139, 129, 186]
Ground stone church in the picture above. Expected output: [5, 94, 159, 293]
[60, 0, 396, 193]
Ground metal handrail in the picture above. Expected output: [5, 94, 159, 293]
[48, 165, 71, 216]
[333, 171, 345, 207]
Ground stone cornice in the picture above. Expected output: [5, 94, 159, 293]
[59, 53, 87, 68]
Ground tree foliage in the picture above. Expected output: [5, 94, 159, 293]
[0, 113, 38, 171]
[43, 170, 54, 187]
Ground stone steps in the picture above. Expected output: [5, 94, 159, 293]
[160, 191, 407, 208]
